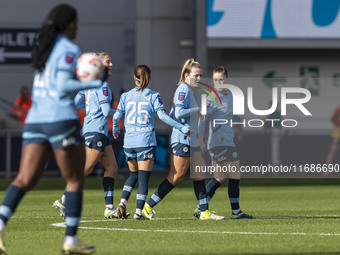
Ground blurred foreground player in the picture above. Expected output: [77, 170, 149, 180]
[0, 4, 102, 255]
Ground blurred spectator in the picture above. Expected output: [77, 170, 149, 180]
[326, 106, 340, 165]
[12, 86, 32, 124]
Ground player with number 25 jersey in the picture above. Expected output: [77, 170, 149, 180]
[113, 65, 189, 220]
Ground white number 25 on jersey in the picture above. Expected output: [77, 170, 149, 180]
[126, 101, 149, 124]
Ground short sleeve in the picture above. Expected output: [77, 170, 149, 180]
[153, 92, 166, 112]
[98, 82, 112, 105]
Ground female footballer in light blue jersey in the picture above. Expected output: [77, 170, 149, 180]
[195, 66, 255, 219]
[142, 58, 224, 220]
[112, 65, 190, 220]
[53, 52, 118, 220]
[0, 4, 100, 255]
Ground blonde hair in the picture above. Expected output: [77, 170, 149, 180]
[133, 65, 151, 90]
[178, 58, 201, 85]
[94, 51, 109, 59]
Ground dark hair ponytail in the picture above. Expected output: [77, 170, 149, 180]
[32, 4, 77, 71]
[133, 65, 151, 90]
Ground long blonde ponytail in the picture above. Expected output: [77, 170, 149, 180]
[178, 58, 201, 85]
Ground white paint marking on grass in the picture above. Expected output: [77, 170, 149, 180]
[51, 220, 340, 237]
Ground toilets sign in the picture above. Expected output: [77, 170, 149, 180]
[0, 28, 38, 64]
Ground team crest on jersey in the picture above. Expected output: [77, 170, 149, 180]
[102, 87, 108, 96]
[97, 141, 102, 147]
[65, 53, 75, 64]
[178, 92, 186, 101]
[158, 97, 163, 105]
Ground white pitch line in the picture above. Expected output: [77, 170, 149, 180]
[51, 220, 340, 237]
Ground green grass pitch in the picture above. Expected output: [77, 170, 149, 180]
[1, 177, 340, 254]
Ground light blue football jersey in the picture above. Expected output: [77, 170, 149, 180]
[206, 90, 235, 149]
[117, 86, 165, 148]
[79, 82, 112, 136]
[170, 82, 200, 147]
[26, 34, 81, 124]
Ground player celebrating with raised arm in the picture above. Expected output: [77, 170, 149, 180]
[113, 65, 190, 220]
[53, 52, 118, 219]
[142, 59, 225, 220]
[194, 66, 255, 219]
[0, 4, 101, 255]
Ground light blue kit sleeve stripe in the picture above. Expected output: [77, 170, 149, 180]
[104, 191, 114, 197]
[229, 197, 239, 203]
[65, 216, 80, 227]
[198, 198, 209, 205]
[0, 205, 12, 219]
[123, 185, 133, 193]
[151, 194, 161, 203]
[49, 126, 76, 143]
[136, 194, 147, 201]
[22, 132, 48, 139]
